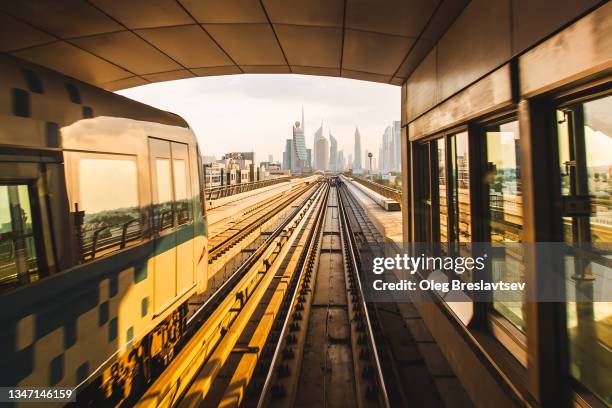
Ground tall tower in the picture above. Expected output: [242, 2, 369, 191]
[329, 133, 338, 171]
[313, 123, 329, 171]
[354, 127, 362, 170]
[291, 107, 310, 174]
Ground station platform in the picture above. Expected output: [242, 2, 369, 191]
[340, 175, 403, 248]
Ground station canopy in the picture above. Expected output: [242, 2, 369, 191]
[0, 0, 467, 90]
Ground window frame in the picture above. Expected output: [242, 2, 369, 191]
[553, 83, 612, 408]
[476, 113, 529, 365]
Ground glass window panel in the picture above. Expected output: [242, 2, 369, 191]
[75, 155, 141, 259]
[173, 159, 192, 225]
[560, 94, 611, 405]
[454, 132, 471, 243]
[0, 184, 39, 290]
[486, 120, 525, 331]
[155, 158, 174, 232]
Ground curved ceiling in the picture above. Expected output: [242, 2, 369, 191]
[0, 0, 468, 90]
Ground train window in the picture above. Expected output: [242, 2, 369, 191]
[155, 158, 174, 232]
[557, 94, 611, 404]
[0, 184, 40, 292]
[65, 83, 82, 104]
[65, 153, 142, 261]
[23, 69, 44, 94]
[173, 159, 192, 225]
[12, 88, 30, 117]
[484, 120, 525, 331]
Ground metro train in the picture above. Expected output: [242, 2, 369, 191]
[0, 53, 209, 404]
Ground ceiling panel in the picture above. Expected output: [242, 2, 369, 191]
[0, 0, 122, 38]
[0, 12, 55, 52]
[71, 31, 181, 75]
[137, 25, 232, 68]
[241, 65, 290, 73]
[421, 0, 469, 42]
[143, 69, 195, 82]
[205, 24, 286, 65]
[90, 0, 193, 29]
[274, 25, 341, 68]
[263, 0, 344, 27]
[191, 66, 242, 76]
[346, 0, 437, 38]
[341, 69, 391, 83]
[12, 41, 132, 84]
[292, 66, 341, 77]
[394, 38, 435, 79]
[102, 76, 148, 91]
[180, 0, 267, 24]
[343, 29, 413, 75]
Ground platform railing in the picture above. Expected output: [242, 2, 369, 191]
[204, 177, 292, 200]
[350, 175, 402, 205]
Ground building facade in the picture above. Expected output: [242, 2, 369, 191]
[354, 127, 362, 171]
[290, 108, 310, 174]
[329, 133, 338, 171]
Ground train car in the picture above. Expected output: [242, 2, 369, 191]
[0, 53, 208, 404]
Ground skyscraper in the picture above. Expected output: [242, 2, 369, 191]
[313, 123, 329, 171]
[338, 149, 345, 171]
[329, 133, 338, 171]
[380, 125, 393, 172]
[365, 149, 371, 171]
[283, 139, 293, 170]
[348, 153, 353, 170]
[291, 107, 311, 174]
[354, 127, 362, 170]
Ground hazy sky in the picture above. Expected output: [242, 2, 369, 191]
[117, 74, 400, 163]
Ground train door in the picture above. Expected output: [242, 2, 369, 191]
[149, 138, 194, 313]
[556, 93, 611, 404]
[149, 138, 177, 312]
[170, 143, 194, 296]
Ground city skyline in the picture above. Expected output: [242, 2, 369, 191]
[117, 74, 400, 162]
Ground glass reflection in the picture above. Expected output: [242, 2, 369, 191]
[0, 184, 38, 290]
[558, 94, 612, 404]
[485, 120, 525, 331]
[71, 154, 141, 260]
[452, 132, 471, 244]
[437, 139, 448, 246]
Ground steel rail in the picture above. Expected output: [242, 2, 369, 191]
[337, 184, 391, 408]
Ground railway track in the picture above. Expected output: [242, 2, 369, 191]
[208, 180, 318, 262]
[251, 180, 390, 408]
[337, 182, 457, 407]
[134, 181, 328, 408]
[134, 177, 457, 408]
